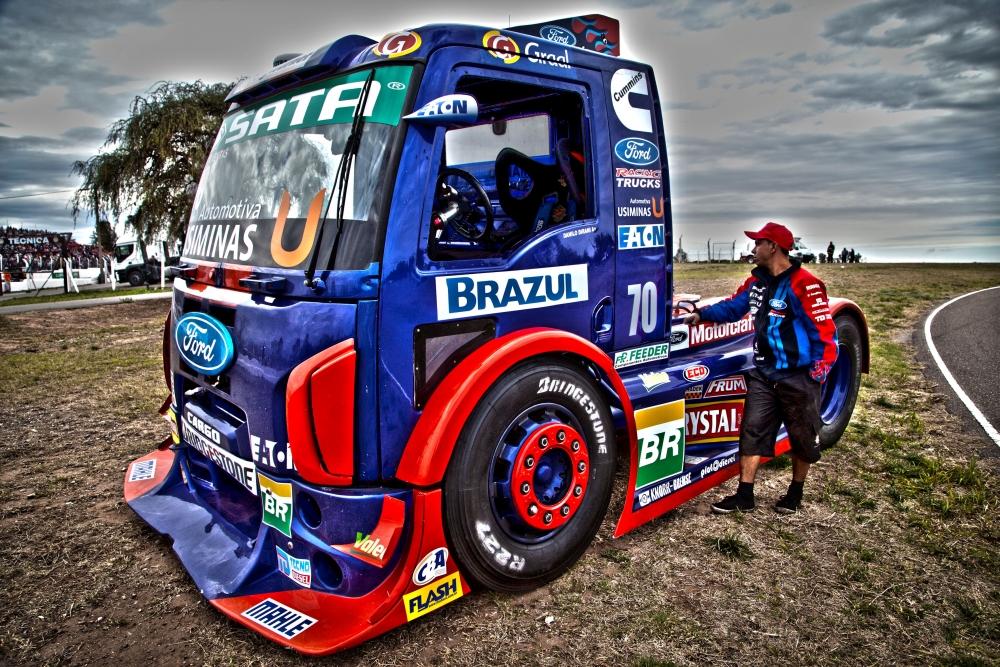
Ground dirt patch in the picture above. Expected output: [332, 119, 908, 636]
[1, 265, 999, 667]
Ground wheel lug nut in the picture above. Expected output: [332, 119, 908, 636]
[525, 456, 535, 469]
[577, 461, 586, 473]
[543, 512, 553, 524]
[571, 440, 580, 452]
[561, 505, 570, 516]
[528, 504, 538, 516]
[539, 436, 548, 448]
[520, 482, 530, 494]
[557, 430, 566, 442]
[574, 485, 582, 497]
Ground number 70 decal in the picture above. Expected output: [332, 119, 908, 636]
[627, 282, 658, 336]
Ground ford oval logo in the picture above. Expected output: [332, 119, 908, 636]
[539, 25, 576, 45]
[614, 138, 659, 166]
[769, 299, 787, 310]
[174, 312, 235, 376]
[669, 330, 687, 345]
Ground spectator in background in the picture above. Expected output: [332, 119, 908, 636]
[827, 241, 835, 264]
[848, 248, 856, 263]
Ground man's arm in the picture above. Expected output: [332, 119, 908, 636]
[791, 274, 838, 382]
[691, 276, 755, 324]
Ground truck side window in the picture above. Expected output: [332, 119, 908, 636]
[428, 76, 591, 261]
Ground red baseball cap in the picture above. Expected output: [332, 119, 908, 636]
[745, 222, 793, 251]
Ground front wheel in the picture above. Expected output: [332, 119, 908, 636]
[818, 315, 863, 447]
[127, 270, 144, 287]
[443, 358, 616, 592]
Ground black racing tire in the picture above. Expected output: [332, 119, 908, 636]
[127, 270, 144, 287]
[443, 358, 616, 593]
[818, 315, 863, 448]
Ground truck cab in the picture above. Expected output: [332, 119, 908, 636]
[126, 18, 867, 655]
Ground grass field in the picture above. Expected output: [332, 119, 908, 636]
[1, 263, 998, 667]
[0, 284, 167, 308]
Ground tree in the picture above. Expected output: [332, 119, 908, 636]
[89, 218, 117, 249]
[71, 80, 233, 245]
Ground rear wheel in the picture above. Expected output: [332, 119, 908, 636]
[443, 358, 616, 592]
[127, 270, 144, 287]
[818, 315, 863, 447]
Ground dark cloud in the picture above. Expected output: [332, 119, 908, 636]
[0, 134, 91, 231]
[0, 0, 175, 115]
[611, 0, 793, 31]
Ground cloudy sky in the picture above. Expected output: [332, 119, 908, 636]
[1, 0, 997, 261]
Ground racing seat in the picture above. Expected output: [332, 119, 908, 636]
[495, 139, 585, 237]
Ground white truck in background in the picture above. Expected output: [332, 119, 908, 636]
[113, 238, 181, 286]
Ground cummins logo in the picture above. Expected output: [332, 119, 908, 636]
[435, 265, 588, 320]
[611, 68, 652, 133]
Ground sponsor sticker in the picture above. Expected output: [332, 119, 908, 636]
[682, 365, 709, 382]
[634, 400, 685, 489]
[483, 30, 520, 63]
[182, 416, 257, 496]
[374, 30, 422, 58]
[128, 460, 156, 482]
[276, 546, 312, 588]
[524, 41, 571, 68]
[614, 138, 659, 166]
[251, 435, 295, 471]
[332, 495, 405, 567]
[615, 167, 661, 189]
[638, 371, 671, 392]
[174, 312, 235, 376]
[769, 299, 786, 310]
[637, 472, 692, 508]
[258, 473, 293, 537]
[614, 341, 670, 369]
[704, 375, 747, 398]
[404, 571, 463, 622]
[241, 598, 316, 639]
[686, 400, 744, 444]
[617, 224, 665, 250]
[403, 94, 477, 124]
[435, 265, 587, 321]
[611, 69, 652, 133]
[700, 453, 737, 479]
[412, 548, 449, 586]
[684, 384, 703, 400]
[688, 315, 754, 346]
[669, 324, 690, 352]
[540, 25, 576, 45]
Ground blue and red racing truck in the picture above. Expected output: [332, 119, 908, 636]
[125, 16, 869, 655]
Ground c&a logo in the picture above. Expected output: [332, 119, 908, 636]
[484, 30, 520, 63]
[374, 30, 421, 58]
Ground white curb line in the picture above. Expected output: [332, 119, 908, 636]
[0, 290, 173, 315]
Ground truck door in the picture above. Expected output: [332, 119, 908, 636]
[376, 47, 614, 479]
[602, 66, 672, 366]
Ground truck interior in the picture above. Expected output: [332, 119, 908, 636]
[428, 76, 592, 261]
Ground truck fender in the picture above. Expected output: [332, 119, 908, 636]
[395, 327, 638, 488]
[829, 298, 870, 373]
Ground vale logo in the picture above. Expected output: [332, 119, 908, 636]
[174, 312, 234, 375]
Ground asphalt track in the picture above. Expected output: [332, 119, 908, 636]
[918, 286, 1000, 455]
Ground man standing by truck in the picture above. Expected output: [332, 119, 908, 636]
[684, 223, 838, 513]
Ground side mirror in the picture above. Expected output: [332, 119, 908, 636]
[402, 94, 478, 125]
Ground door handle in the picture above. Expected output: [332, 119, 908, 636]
[592, 297, 613, 345]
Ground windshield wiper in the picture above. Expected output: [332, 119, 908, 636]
[304, 69, 376, 290]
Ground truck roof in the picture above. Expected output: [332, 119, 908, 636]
[227, 22, 651, 106]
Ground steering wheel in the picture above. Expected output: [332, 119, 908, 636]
[434, 168, 495, 242]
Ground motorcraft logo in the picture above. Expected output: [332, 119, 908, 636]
[686, 400, 744, 444]
[635, 400, 686, 490]
[403, 571, 463, 622]
[276, 545, 312, 588]
[611, 68, 652, 133]
[374, 30, 422, 58]
[258, 473, 293, 537]
[435, 265, 587, 321]
[689, 314, 754, 346]
[682, 365, 709, 382]
[614, 341, 670, 369]
[174, 312, 234, 375]
[618, 224, 664, 250]
[540, 25, 576, 45]
[704, 375, 747, 398]
[241, 598, 316, 639]
[412, 548, 449, 586]
[614, 138, 659, 166]
[484, 30, 520, 63]
[615, 168, 661, 189]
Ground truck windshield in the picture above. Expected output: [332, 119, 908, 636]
[182, 65, 413, 271]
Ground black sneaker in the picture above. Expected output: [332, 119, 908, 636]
[775, 493, 801, 514]
[711, 493, 755, 514]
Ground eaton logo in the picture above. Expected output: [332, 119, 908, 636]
[769, 299, 787, 310]
[618, 224, 665, 249]
[435, 265, 588, 321]
[174, 312, 234, 375]
[539, 25, 576, 45]
[614, 138, 659, 166]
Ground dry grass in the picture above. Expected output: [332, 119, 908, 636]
[0, 264, 998, 667]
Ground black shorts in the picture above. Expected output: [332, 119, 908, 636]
[740, 368, 823, 464]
